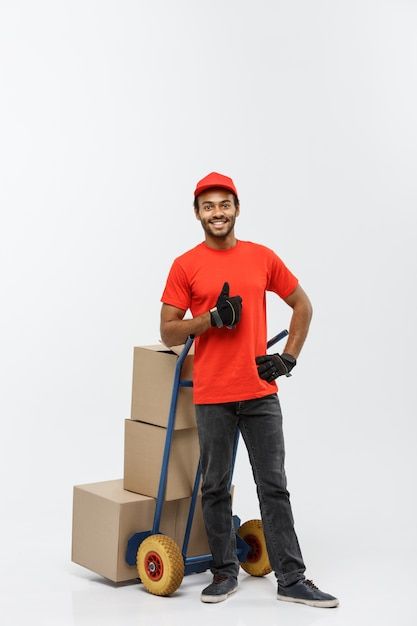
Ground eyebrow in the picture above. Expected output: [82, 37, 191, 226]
[201, 200, 231, 206]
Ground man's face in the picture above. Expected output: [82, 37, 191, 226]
[195, 189, 239, 239]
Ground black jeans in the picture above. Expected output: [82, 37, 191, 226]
[195, 393, 306, 586]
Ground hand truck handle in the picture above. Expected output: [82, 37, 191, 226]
[178, 329, 289, 359]
[267, 329, 289, 349]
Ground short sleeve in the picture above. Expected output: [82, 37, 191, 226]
[266, 249, 298, 298]
[161, 259, 191, 311]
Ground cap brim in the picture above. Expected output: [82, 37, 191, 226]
[194, 184, 236, 197]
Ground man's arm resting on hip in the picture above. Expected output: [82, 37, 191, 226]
[160, 303, 211, 347]
[281, 285, 313, 359]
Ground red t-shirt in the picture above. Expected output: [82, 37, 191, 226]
[161, 240, 298, 404]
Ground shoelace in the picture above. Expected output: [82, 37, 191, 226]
[213, 574, 230, 584]
[304, 579, 319, 590]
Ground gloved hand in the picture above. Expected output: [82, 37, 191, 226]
[210, 282, 242, 329]
[255, 352, 297, 381]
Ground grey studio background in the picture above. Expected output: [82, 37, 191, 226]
[0, 1, 416, 625]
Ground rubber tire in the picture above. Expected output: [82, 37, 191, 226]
[238, 519, 272, 576]
[137, 534, 184, 596]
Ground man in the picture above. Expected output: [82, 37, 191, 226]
[160, 172, 338, 608]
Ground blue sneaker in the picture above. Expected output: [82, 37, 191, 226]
[201, 574, 238, 603]
[277, 579, 339, 608]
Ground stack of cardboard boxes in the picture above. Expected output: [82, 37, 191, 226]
[72, 342, 231, 583]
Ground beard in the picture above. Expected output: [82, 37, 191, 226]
[200, 214, 237, 239]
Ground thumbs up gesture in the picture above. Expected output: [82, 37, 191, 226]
[210, 282, 243, 329]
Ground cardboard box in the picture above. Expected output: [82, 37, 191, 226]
[131, 344, 195, 430]
[123, 419, 200, 500]
[71, 479, 176, 582]
[72, 479, 235, 582]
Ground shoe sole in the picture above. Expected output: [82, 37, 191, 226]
[277, 594, 339, 608]
[201, 586, 238, 604]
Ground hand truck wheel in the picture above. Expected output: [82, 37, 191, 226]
[137, 534, 184, 596]
[238, 519, 272, 576]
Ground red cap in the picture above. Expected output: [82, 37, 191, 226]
[194, 172, 238, 198]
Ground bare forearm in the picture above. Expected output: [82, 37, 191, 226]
[161, 312, 211, 347]
[283, 302, 313, 359]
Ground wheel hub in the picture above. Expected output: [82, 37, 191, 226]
[145, 551, 164, 581]
[244, 533, 262, 562]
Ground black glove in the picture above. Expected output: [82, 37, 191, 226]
[255, 352, 297, 381]
[210, 282, 242, 329]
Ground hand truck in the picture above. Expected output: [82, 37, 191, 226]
[125, 330, 289, 595]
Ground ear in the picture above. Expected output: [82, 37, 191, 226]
[194, 208, 201, 222]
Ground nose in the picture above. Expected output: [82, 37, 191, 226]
[212, 204, 226, 218]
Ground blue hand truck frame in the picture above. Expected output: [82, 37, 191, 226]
[125, 329, 288, 576]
